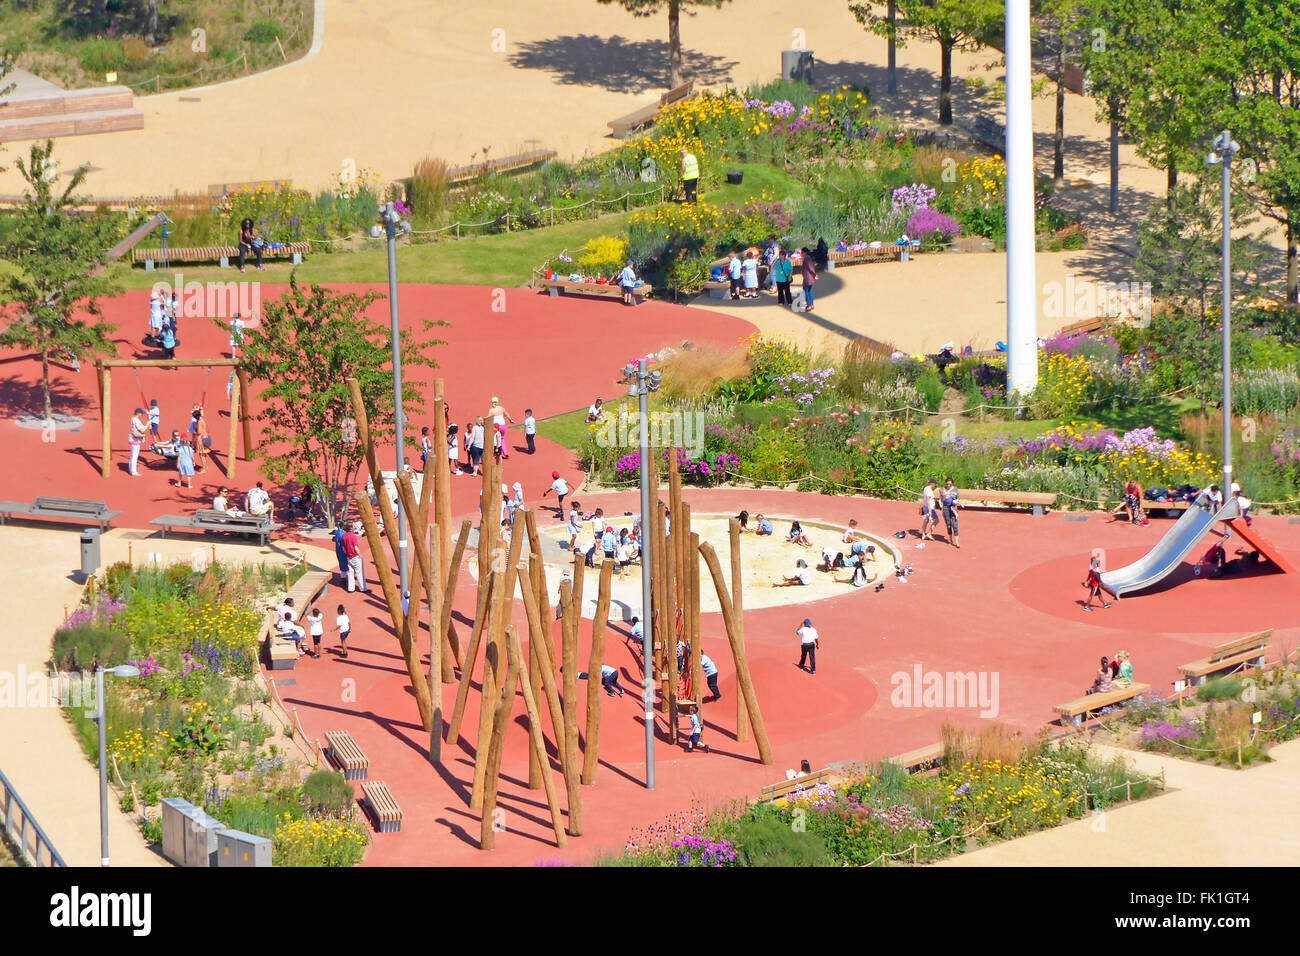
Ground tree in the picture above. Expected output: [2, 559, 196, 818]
[232, 278, 447, 530]
[851, 0, 1004, 125]
[596, 0, 732, 90]
[0, 140, 122, 420]
[1135, 178, 1264, 415]
[1033, 0, 1089, 186]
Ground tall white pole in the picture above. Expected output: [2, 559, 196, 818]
[637, 360, 655, 790]
[1005, 0, 1038, 399]
[1217, 130, 1234, 493]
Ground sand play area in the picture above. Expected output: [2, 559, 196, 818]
[501, 514, 904, 618]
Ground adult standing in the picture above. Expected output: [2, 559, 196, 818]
[796, 618, 819, 675]
[160, 314, 177, 360]
[342, 521, 369, 594]
[332, 526, 349, 581]
[800, 248, 818, 312]
[128, 408, 149, 477]
[618, 259, 639, 306]
[470, 417, 485, 475]
[488, 396, 514, 460]
[940, 477, 961, 548]
[238, 217, 265, 273]
[229, 313, 246, 357]
[920, 478, 939, 541]
[192, 406, 210, 474]
[679, 147, 700, 204]
[772, 249, 794, 307]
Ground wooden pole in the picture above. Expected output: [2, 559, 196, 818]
[353, 492, 433, 728]
[469, 568, 504, 810]
[236, 367, 253, 458]
[433, 383, 453, 658]
[226, 371, 239, 480]
[524, 510, 554, 672]
[517, 560, 567, 772]
[730, 517, 749, 742]
[511, 623, 567, 847]
[479, 623, 521, 850]
[439, 518, 472, 679]
[100, 364, 112, 478]
[689, 530, 703, 708]
[426, 526, 443, 763]
[558, 582, 583, 835]
[447, 569, 495, 744]
[570, 546, 586, 622]
[698, 541, 772, 764]
[669, 448, 684, 613]
[345, 379, 404, 567]
[581, 560, 614, 785]
[663, 514, 678, 743]
[523, 510, 544, 791]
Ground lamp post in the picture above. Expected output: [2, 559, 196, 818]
[96, 664, 140, 866]
[373, 202, 414, 595]
[622, 359, 661, 789]
[1005, 0, 1039, 401]
[1207, 131, 1240, 492]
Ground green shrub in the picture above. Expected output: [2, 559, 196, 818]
[301, 770, 356, 816]
[1197, 676, 1243, 702]
[741, 429, 810, 484]
[244, 19, 283, 43]
[734, 809, 832, 866]
[51, 624, 132, 672]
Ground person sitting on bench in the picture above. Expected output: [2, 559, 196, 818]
[1114, 479, 1146, 524]
[279, 612, 307, 658]
[1085, 657, 1113, 695]
[1111, 650, 1134, 689]
[238, 217, 265, 273]
[245, 481, 275, 521]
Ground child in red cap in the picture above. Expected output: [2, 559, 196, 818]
[543, 469, 570, 519]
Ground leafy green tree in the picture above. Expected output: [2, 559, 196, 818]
[1033, 0, 1089, 186]
[0, 140, 122, 420]
[596, 0, 733, 90]
[231, 277, 447, 530]
[1135, 178, 1264, 414]
[850, 0, 1004, 125]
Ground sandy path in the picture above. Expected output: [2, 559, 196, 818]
[1, 0, 1170, 218]
[938, 739, 1300, 866]
[0, 525, 322, 867]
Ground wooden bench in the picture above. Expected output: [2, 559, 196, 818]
[325, 731, 370, 780]
[756, 767, 835, 804]
[888, 742, 947, 775]
[608, 81, 695, 139]
[1144, 498, 1192, 517]
[260, 570, 333, 670]
[207, 179, 293, 198]
[1054, 682, 1151, 726]
[361, 781, 402, 832]
[1177, 630, 1271, 686]
[1054, 315, 1112, 336]
[447, 148, 558, 186]
[538, 278, 652, 304]
[131, 241, 310, 270]
[150, 509, 282, 546]
[0, 496, 122, 531]
[957, 489, 1057, 517]
[828, 246, 904, 266]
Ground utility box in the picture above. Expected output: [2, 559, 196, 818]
[217, 828, 272, 868]
[160, 798, 226, 867]
[781, 50, 815, 84]
[79, 528, 101, 580]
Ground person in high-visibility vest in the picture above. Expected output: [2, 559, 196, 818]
[679, 147, 699, 204]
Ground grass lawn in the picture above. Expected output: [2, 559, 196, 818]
[108, 163, 810, 292]
[535, 397, 638, 451]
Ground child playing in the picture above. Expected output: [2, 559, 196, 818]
[446, 423, 461, 476]
[543, 470, 570, 519]
[148, 399, 161, 439]
[334, 604, 350, 659]
[420, 426, 433, 470]
[305, 607, 324, 659]
[1082, 555, 1110, 611]
[524, 408, 537, 454]
[685, 709, 708, 753]
[789, 520, 812, 547]
[842, 518, 859, 543]
[1231, 482, 1253, 525]
[565, 509, 583, 551]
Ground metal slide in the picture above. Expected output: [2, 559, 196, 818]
[1099, 495, 1240, 599]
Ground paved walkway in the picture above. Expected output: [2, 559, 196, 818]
[939, 740, 1300, 866]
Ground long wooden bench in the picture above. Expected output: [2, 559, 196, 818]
[447, 148, 558, 185]
[1054, 682, 1151, 727]
[539, 278, 652, 304]
[361, 781, 403, 833]
[131, 241, 310, 270]
[0, 496, 122, 531]
[325, 731, 370, 780]
[828, 246, 904, 266]
[608, 81, 695, 139]
[957, 489, 1057, 517]
[889, 742, 947, 775]
[207, 179, 293, 198]
[150, 509, 282, 546]
[261, 570, 333, 670]
[756, 767, 835, 803]
[1054, 315, 1112, 336]
[1177, 630, 1271, 686]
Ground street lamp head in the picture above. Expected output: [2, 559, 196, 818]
[627, 383, 639, 398]
[401, 221, 413, 235]
[370, 224, 382, 239]
[1207, 151, 1221, 166]
[109, 665, 140, 678]
[622, 362, 636, 381]
[648, 370, 662, 390]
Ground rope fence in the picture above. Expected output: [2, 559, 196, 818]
[126, 10, 307, 93]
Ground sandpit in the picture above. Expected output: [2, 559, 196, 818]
[508, 514, 902, 620]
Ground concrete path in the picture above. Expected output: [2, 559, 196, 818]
[0, 525, 322, 867]
[939, 739, 1300, 866]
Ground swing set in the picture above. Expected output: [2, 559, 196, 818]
[93, 357, 256, 479]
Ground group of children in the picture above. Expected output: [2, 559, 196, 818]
[269, 596, 351, 661]
[565, 503, 643, 576]
[1085, 651, 1134, 695]
[128, 399, 212, 485]
[741, 513, 886, 590]
[427, 401, 538, 479]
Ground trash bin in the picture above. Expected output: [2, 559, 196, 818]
[726, 170, 744, 185]
[80, 528, 101, 580]
[781, 50, 815, 83]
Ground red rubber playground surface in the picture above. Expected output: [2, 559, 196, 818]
[6, 285, 1300, 865]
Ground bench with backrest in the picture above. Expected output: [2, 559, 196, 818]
[325, 731, 370, 780]
[150, 509, 282, 546]
[608, 81, 695, 139]
[957, 489, 1057, 516]
[1053, 315, 1111, 337]
[361, 781, 402, 832]
[829, 246, 904, 266]
[131, 241, 310, 270]
[260, 570, 332, 669]
[0, 496, 122, 531]
[888, 742, 948, 776]
[1177, 630, 1271, 686]
[755, 767, 835, 804]
[1054, 682, 1151, 727]
[539, 278, 652, 304]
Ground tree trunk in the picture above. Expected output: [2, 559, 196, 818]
[668, 0, 682, 89]
[41, 349, 52, 420]
[147, 1, 159, 45]
[1053, 33, 1065, 186]
[939, 40, 953, 126]
[1166, 157, 1177, 205]
[1108, 95, 1120, 216]
[1287, 215, 1297, 303]
[92, 0, 107, 24]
